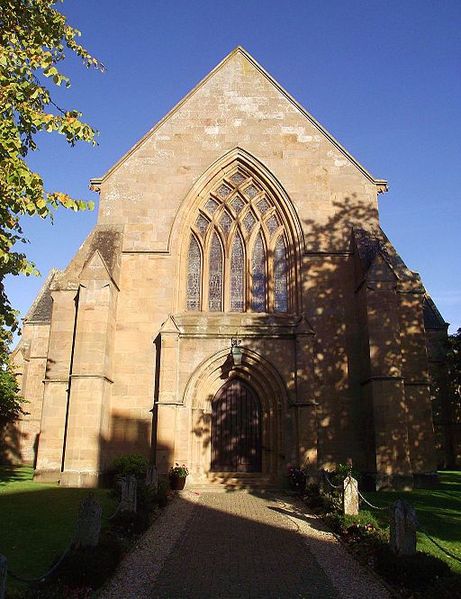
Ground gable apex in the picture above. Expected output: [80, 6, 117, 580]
[90, 46, 388, 191]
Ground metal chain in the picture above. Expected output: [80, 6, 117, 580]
[322, 470, 342, 490]
[419, 527, 461, 564]
[7, 540, 73, 584]
[357, 489, 388, 511]
[108, 500, 122, 521]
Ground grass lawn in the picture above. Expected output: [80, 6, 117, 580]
[0, 465, 117, 594]
[361, 470, 461, 574]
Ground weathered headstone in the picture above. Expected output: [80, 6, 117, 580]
[145, 465, 159, 493]
[0, 554, 7, 599]
[120, 475, 137, 513]
[74, 493, 102, 548]
[343, 475, 359, 516]
[390, 499, 417, 556]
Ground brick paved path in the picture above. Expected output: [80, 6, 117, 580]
[152, 492, 339, 598]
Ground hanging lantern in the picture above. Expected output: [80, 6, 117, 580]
[230, 338, 243, 367]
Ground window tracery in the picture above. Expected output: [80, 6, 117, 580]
[185, 167, 295, 313]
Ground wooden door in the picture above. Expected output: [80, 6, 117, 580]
[211, 379, 262, 472]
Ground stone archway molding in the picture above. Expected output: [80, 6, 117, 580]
[185, 345, 288, 480]
[184, 345, 288, 414]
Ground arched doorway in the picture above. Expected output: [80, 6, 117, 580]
[211, 379, 262, 472]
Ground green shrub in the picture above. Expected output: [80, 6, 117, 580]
[110, 509, 151, 535]
[155, 479, 169, 508]
[374, 545, 451, 591]
[111, 454, 148, 480]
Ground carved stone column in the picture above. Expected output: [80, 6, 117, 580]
[154, 316, 180, 475]
[294, 319, 318, 478]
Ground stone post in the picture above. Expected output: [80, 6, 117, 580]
[0, 554, 6, 599]
[343, 475, 359, 516]
[120, 475, 138, 513]
[389, 499, 417, 556]
[74, 493, 102, 548]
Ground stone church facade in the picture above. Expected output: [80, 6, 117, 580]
[10, 48, 452, 489]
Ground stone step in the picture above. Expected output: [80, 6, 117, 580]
[188, 472, 278, 492]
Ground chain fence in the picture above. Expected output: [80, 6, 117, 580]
[318, 469, 461, 566]
[7, 540, 73, 584]
[418, 526, 461, 564]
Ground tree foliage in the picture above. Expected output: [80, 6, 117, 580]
[0, 361, 25, 428]
[0, 0, 102, 425]
[0, 0, 103, 332]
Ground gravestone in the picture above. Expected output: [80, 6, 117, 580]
[343, 475, 359, 516]
[120, 475, 137, 513]
[0, 554, 6, 599]
[390, 499, 417, 556]
[145, 465, 159, 493]
[74, 493, 102, 548]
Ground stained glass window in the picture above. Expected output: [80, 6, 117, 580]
[217, 184, 231, 198]
[274, 236, 288, 312]
[244, 184, 259, 199]
[187, 175, 293, 314]
[243, 211, 256, 232]
[208, 232, 223, 311]
[187, 235, 201, 311]
[230, 232, 245, 311]
[230, 172, 246, 186]
[257, 198, 270, 215]
[231, 196, 245, 214]
[205, 198, 219, 215]
[196, 214, 210, 236]
[252, 232, 266, 312]
[266, 214, 279, 235]
[219, 210, 233, 236]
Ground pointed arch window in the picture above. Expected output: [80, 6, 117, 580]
[230, 231, 245, 312]
[185, 166, 296, 313]
[274, 236, 288, 312]
[208, 232, 223, 311]
[251, 232, 266, 312]
[187, 235, 201, 311]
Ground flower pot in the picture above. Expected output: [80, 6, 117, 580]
[169, 475, 187, 490]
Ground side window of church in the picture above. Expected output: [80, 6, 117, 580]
[186, 170, 289, 313]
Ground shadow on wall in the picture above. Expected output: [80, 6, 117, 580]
[299, 196, 444, 483]
[0, 423, 25, 466]
[98, 412, 156, 474]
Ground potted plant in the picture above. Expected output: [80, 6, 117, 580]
[287, 465, 307, 494]
[169, 463, 189, 490]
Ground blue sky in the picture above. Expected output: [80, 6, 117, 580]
[7, 0, 461, 332]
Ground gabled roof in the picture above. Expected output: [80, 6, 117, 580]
[423, 295, 448, 330]
[353, 227, 422, 286]
[24, 269, 59, 323]
[90, 47, 388, 191]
